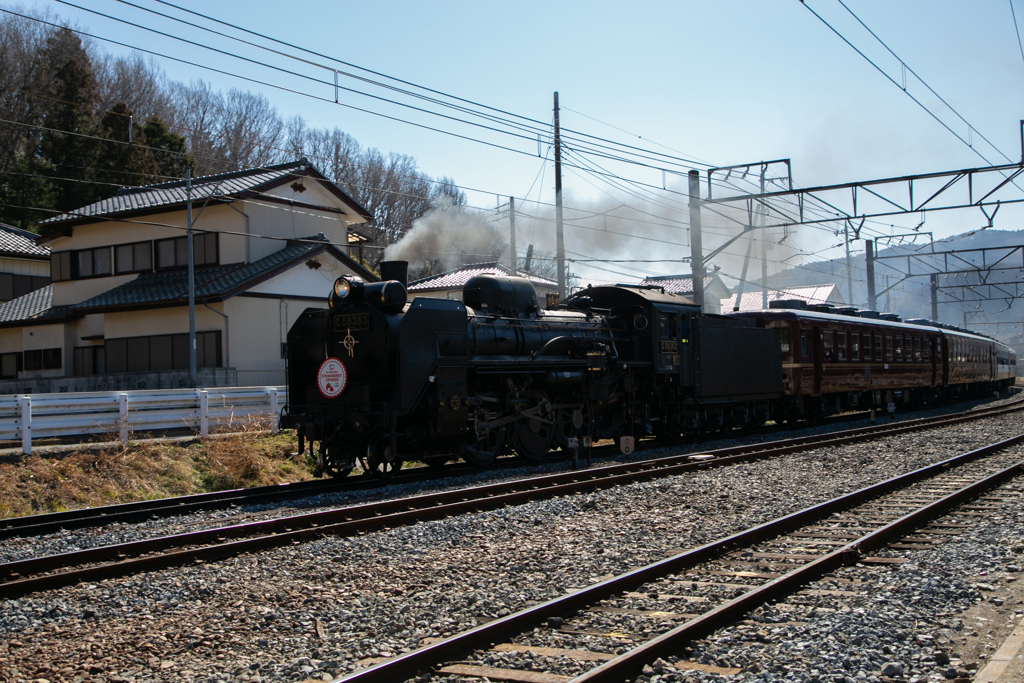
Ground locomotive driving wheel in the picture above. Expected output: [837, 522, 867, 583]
[366, 434, 403, 479]
[511, 394, 556, 461]
[318, 442, 354, 479]
[555, 404, 592, 450]
[462, 424, 507, 466]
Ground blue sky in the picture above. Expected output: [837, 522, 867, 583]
[17, 0, 1024, 287]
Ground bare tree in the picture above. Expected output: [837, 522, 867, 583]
[219, 89, 284, 171]
[95, 52, 173, 123]
[168, 79, 225, 175]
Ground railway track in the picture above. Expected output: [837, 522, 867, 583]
[337, 433, 1024, 683]
[1, 398, 1020, 600]
[0, 398, 1007, 540]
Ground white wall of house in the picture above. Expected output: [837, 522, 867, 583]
[103, 306, 226, 341]
[0, 258, 48, 277]
[225, 295, 325, 372]
[246, 254, 359, 298]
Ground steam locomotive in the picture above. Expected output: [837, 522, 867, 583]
[282, 261, 1016, 479]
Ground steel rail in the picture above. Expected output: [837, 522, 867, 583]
[336, 433, 1024, 683]
[0, 398, 1003, 539]
[1, 400, 1019, 598]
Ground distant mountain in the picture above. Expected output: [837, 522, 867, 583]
[754, 229, 1024, 347]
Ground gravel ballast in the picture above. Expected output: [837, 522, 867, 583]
[0, 397, 1022, 682]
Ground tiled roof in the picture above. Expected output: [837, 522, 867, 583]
[0, 286, 69, 324]
[70, 241, 330, 311]
[39, 159, 371, 228]
[0, 222, 49, 258]
[720, 283, 842, 312]
[638, 274, 720, 295]
[408, 262, 557, 291]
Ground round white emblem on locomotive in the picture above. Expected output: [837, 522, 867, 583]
[317, 358, 348, 398]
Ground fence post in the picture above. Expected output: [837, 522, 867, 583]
[19, 395, 31, 455]
[268, 388, 279, 434]
[200, 390, 209, 437]
[119, 393, 129, 445]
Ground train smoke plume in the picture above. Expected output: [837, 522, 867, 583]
[384, 204, 504, 273]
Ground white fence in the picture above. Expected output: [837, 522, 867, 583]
[0, 387, 287, 455]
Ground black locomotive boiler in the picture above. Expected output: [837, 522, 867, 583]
[282, 261, 784, 478]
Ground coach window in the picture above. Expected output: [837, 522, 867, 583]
[895, 337, 904, 361]
[822, 330, 835, 362]
[851, 332, 860, 360]
[774, 328, 791, 354]
[874, 334, 883, 361]
[936, 339, 942, 360]
[863, 333, 872, 361]
[837, 332, 847, 361]
[923, 339, 931, 361]
[913, 338, 922, 361]
[800, 330, 808, 357]
[884, 335, 894, 362]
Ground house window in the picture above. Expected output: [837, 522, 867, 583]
[51, 247, 114, 280]
[75, 247, 112, 278]
[105, 331, 221, 374]
[155, 233, 218, 269]
[114, 241, 153, 275]
[51, 251, 72, 282]
[24, 348, 61, 371]
[0, 352, 22, 379]
[73, 346, 106, 375]
[0, 274, 50, 302]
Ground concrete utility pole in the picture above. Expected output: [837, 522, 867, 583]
[759, 167, 768, 310]
[553, 92, 565, 300]
[187, 168, 197, 387]
[844, 220, 854, 306]
[865, 238, 877, 311]
[509, 197, 517, 275]
[930, 273, 939, 321]
[687, 170, 705, 308]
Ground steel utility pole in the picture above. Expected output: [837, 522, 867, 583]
[187, 168, 197, 387]
[930, 273, 939, 321]
[688, 170, 705, 308]
[509, 197, 517, 275]
[553, 92, 565, 300]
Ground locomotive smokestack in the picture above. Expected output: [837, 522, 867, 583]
[379, 260, 408, 287]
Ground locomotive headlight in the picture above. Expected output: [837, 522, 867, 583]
[334, 278, 351, 299]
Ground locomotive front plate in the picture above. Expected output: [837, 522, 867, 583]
[334, 313, 370, 331]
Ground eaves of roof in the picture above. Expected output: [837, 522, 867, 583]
[68, 240, 368, 314]
[36, 159, 372, 240]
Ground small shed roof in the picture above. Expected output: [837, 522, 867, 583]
[408, 262, 557, 291]
[720, 283, 842, 312]
[638, 273, 726, 295]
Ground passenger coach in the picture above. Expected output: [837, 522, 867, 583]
[728, 302, 1016, 419]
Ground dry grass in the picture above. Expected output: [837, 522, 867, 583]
[0, 421, 313, 519]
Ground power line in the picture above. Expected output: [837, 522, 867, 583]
[1012, 0, 1024, 69]
[801, 0, 1018, 172]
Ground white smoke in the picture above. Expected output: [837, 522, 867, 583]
[384, 203, 505, 273]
